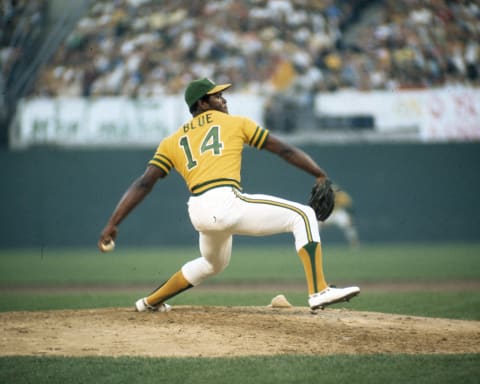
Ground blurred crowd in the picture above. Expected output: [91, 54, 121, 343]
[29, 0, 356, 98]
[0, 0, 48, 111]
[3, 0, 480, 102]
[344, 0, 480, 90]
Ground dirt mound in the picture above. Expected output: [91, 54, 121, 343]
[1, 306, 479, 357]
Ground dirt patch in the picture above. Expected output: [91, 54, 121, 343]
[1, 306, 479, 357]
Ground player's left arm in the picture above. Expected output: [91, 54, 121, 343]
[262, 133, 328, 182]
[98, 165, 166, 251]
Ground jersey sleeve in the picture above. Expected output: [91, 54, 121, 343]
[242, 117, 269, 149]
[148, 139, 174, 175]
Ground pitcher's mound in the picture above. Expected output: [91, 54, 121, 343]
[1, 306, 479, 357]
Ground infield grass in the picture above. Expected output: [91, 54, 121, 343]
[0, 242, 479, 285]
[1, 354, 479, 384]
[1, 291, 479, 320]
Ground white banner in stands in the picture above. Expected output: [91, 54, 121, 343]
[11, 95, 264, 149]
[315, 87, 480, 140]
[315, 89, 425, 132]
[420, 88, 480, 141]
[13, 97, 187, 148]
[10, 88, 480, 148]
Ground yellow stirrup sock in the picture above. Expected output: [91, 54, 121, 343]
[146, 270, 193, 306]
[297, 241, 328, 295]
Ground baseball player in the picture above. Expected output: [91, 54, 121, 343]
[320, 186, 360, 247]
[98, 78, 360, 312]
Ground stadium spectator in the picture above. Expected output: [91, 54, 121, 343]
[29, 0, 356, 98]
[26, 0, 479, 100]
[0, 0, 48, 145]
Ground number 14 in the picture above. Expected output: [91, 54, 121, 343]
[179, 125, 224, 170]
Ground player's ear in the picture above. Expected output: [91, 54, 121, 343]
[197, 95, 211, 110]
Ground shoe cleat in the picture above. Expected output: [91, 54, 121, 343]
[308, 286, 360, 310]
[135, 297, 172, 313]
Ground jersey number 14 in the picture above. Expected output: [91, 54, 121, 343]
[179, 125, 224, 170]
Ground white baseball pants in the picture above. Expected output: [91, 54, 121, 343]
[182, 186, 320, 286]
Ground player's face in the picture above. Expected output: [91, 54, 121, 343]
[207, 92, 228, 114]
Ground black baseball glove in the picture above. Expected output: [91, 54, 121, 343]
[309, 178, 335, 222]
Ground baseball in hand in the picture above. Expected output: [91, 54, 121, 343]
[100, 240, 115, 252]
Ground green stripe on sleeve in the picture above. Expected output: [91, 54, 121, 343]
[253, 129, 267, 148]
[249, 126, 260, 146]
[148, 158, 171, 174]
[157, 154, 174, 169]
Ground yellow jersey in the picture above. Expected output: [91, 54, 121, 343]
[149, 110, 269, 195]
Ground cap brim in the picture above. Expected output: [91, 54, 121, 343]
[206, 83, 231, 95]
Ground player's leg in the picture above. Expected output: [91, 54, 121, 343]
[327, 209, 359, 247]
[327, 208, 358, 246]
[137, 232, 232, 312]
[182, 231, 233, 286]
[231, 192, 328, 293]
[297, 241, 328, 295]
[232, 191, 359, 309]
[342, 212, 360, 247]
[189, 187, 330, 295]
[345, 223, 359, 247]
[139, 270, 193, 311]
[136, 189, 235, 312]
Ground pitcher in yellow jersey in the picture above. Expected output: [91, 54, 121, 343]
[98, 78, 359, 312]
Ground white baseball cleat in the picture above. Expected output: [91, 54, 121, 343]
[308, 286, 360, 310]
[135, 297, 172, 313]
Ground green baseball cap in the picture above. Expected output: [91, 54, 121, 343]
[184, 78, 231, 108]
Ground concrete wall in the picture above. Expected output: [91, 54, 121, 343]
[1, 142, 479, 248]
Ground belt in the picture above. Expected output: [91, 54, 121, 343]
[191, 178, 242, 196]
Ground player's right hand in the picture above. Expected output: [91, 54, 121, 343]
[98, 224, 118, 252]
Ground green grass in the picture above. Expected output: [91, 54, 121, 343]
[1, 355, 479, 384]
[0, 243, 479, 384]
[1, 290, 479, 320]
[0, 242, 479, 319]
[0, 243, 479, 319]
[0, 243, 479, 285]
